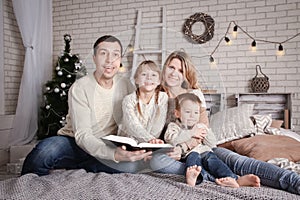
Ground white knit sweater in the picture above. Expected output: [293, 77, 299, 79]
[58, 72, 134, 162]
[118, 91, 168, 143]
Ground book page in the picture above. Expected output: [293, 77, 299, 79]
[102, 135, 138, 147]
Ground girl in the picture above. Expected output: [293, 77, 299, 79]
[118, 60, 168, 144]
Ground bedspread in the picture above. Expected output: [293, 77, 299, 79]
[0, 169, 299, 199]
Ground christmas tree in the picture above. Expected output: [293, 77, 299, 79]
[37, 34, 87, 139]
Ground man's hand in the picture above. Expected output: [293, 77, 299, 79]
[114, 146, 152, 162]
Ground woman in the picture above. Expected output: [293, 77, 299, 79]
[150, 50, 300, 195]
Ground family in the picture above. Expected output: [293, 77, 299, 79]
[21, 35, 300, 194]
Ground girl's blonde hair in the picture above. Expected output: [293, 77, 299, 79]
[161, 51, 200, 93]
[134, 60, 162, 116]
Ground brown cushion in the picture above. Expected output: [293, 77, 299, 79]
[230, 135, 300, 162]
[270, 120, 284, 129]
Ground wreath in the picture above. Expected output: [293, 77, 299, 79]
[183, 12, 215, 44]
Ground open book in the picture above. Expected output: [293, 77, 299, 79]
[102, 135, 174, 152]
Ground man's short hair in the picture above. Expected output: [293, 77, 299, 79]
[93, 35, 123, 56]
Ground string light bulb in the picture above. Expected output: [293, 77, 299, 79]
[232, 25, 238, 38]
[224, 36, 231, 45]
[209, 55, 214, 63]
[251, 40, 256, 51]
[278, 44, 283, 51]
[277, 44, 284, 56]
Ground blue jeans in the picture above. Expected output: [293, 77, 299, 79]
[21, 136, 149, 176]
[213, 147, 300, 195]
[186, 151, 238, 184]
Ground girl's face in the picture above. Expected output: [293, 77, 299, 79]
[176, 100, 200, 128]
[135, 67, 160, 92]
[164, 58, 184, 88]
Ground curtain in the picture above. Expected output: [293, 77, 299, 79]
[9, 0, 52, 146]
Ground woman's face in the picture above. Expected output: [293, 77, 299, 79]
[164, 58, 184, 88]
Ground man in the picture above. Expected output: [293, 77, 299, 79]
[21, 35, 152, 176]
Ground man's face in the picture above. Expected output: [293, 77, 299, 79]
[93, 41, 121, 80]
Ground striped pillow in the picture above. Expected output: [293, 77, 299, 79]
[251, 114, 272, 135]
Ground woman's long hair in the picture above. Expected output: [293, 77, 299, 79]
[161, 51, 200, 94]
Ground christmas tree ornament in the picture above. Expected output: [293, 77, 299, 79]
[54, 88, 60, 93]
[57, 71, 63, 76]
[56, 66, 60, 71]
[60, 83, 66, 88]
[67, 74, 72, 78]
[46, 87, 51, 91]
[64, 58, 69, 62]
[45, 105, 51, 110]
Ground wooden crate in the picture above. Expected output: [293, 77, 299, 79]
[235, 93, 292, 129]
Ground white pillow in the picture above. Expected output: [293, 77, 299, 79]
[210, 104, 256, 145]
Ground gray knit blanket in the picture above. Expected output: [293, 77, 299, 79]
[0, 169, 298, 200]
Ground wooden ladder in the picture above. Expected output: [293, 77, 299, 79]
[131, 7, 167, 81]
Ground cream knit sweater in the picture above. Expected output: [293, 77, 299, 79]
[58, 72, 134, 162]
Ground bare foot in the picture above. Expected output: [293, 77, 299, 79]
[186, 165, 202, 187]
[215, 177, 240, 188]
[237, 174, 261, 187]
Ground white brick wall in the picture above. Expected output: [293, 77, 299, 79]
[2, 0, 24, 114]
[2, 0, 300, 132]
[51, 0, 300, 132]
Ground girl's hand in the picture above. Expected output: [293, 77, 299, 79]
[114, 146, 152, 162]
[148, 138, 165, 144]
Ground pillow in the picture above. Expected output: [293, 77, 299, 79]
[251, 114, 272, 135]
[210, 104, 256, 145]
[271, 120, 284, 129]
[230, 135, 300, 162]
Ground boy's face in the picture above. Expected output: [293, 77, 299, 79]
[135, 67, 160, 92]
[93, 41, 121, 80]
[176, 99, 200, 128]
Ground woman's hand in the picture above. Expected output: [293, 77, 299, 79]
[167, 146, 182, 161]
[114, 146, 152, 162]
[148, 138, 165, 144]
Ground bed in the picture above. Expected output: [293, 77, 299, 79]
[1, 104, 300, 199]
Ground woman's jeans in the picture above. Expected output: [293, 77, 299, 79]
[21, 136, 148, 176]
[213, 147, 300, 195]
[186, 151, 238, 184]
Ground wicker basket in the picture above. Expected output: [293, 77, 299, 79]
[251, 65, 269, 93]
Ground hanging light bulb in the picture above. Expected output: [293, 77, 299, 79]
[209, 55, 214, 63]
[224, 36, 231, 45]
[232, 25, 238, 38]
[278, 44, 283, 51]
[251, 40, 257, 52]
[277, 44, 284, 56]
